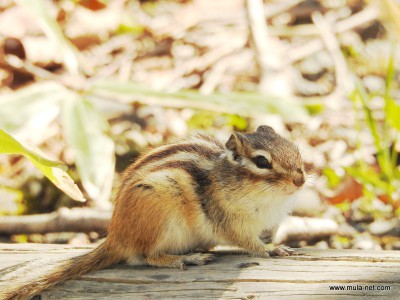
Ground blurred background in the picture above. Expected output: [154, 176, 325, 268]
[0, 0, 399, 251]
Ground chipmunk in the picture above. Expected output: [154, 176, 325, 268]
[1, 125, 306, 300]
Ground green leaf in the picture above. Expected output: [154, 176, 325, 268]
[16, 0, 80, 74]
[354, 80, 382, 153]
[0, 82, 65, 133]
[62, 94, 115, 207]
[226, 114, 248, 131]
[335, 202, 351, 213]
[88, 79, 308, 122]
[0, 129, 86, 202]
[384, 50, 400, 131]
[304, 102, 325, 115]
[346, 165, 389, 191]
[385, 97, 400, 131]
[187, 111, 217, 129]
[323, 168, 342, 188]
[385, 46, 396, 96]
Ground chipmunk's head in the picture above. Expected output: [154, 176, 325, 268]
[225, 125, 305, 195]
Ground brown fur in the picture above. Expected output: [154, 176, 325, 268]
[1, 126, 305, 299]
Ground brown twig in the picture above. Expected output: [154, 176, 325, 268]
[264, 0, 304, 19]
[288, 6, 379, 62]
[0, 55, 57, 81]
[273, 216, 339, 244]
[312, 11, 352, 108]
[246, 0, 275, 92]
[0, 208, 111, 235]
[245, 0, 292, 96]
[200, 50, 252, 94]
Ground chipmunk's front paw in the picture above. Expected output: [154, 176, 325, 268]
[268, 245, 296, 257]
[251, 250, 270, 258]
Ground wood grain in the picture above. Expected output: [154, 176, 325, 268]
[1, 244, 399, 299]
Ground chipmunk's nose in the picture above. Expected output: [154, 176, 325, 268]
[293, 173, 305, 187]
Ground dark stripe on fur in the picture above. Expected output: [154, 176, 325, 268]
[151, 161, 212, 196]
[195, 133, 225, 149]
[133, 183, 153, 190]
[133, 143, 221, 171]
[149, 160, 214, 216]
[150, 160, 234, 230]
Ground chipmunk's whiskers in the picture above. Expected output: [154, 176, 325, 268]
[305, 173, 317, 187]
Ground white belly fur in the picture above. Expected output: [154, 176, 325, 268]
[233, 190, 296, 239]
[148, 192, 295, 256]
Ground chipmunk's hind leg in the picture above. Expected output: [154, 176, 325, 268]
[145, 253, 215, 270]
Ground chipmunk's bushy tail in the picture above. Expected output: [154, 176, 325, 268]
[0, 242, 120, 300]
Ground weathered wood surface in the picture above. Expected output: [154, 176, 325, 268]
[1, 243, 399, 299]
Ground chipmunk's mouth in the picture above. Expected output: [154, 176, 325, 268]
[284, 189, 297, 195]
[282, 181, 304, 195]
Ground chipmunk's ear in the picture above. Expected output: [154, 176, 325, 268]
[256, 125, 275, 135]
[225, 132, 245, 153]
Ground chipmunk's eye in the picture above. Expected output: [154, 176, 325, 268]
[253, 155, 272, 169]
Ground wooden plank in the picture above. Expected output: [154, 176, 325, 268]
[1, 244, 399, 299]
